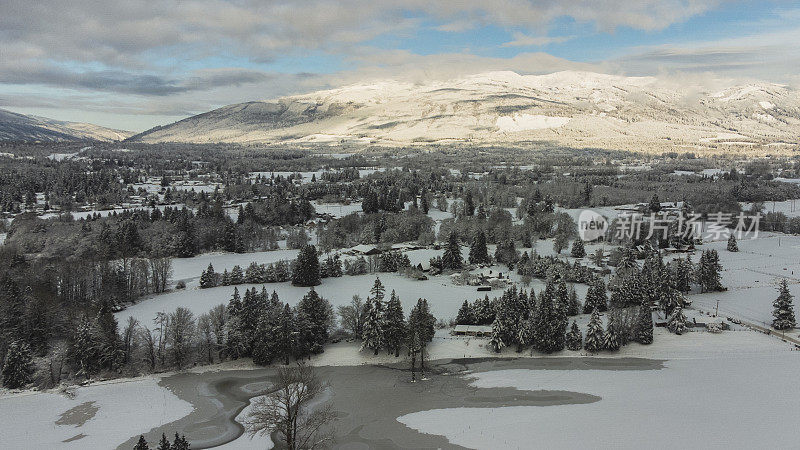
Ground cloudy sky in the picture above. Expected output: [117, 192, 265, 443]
[1, 0, 798, 131]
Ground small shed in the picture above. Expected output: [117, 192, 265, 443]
[347, 244, 382, 256]
[452, 325, 493, 337]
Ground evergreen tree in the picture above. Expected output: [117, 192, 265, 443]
[489, 316, 507, 353]
[383, 291, 406, 357]
[157, 433, 171, 450]
[220, 269, 231, 286]
[583, 277, 608, 313]
[554, 281, 570, 317]
[293, 308, 314, 360]
[610, 271, 643, 308]
[570, 239, 586, 258]
[252, 311, 279, 365]
[667, 306, 687, 335]
[96, 299, 123, 370]
[370, 277, 386, 301]
[567, 287, 581, 316]
[468, 230, 490, 265]
[362, 189, 379, 214]
[516, 315, 536, 352]
[361, 298, 384, 355]
[134, 435, 150, 450]
[292, 245, 321, 287]
[633, 304, 654, 344]
[199, 263, 218, 288]
[534, 280, 566, 353]
[69, 316, 102, 379]
[772, 279, 796, 330]
[1, 340, 34, 389]
[442, 231, 463, 270]
[407, 298, 436, 365]
[670, 256, 693, 293]
[584, 309, 605, 352]
[492, 297, 517, 352]
[698, 250, 724, 293]
[230, 265, 244, 284]
[274, 304, 296, 364]
[455, 300, 476, 325]
[296, 289, 333, 354]
[565, 321, 583, 351]
[603, 315, 621, 351]
[172, 433, 189, 450]
[727, 234, 739, 252]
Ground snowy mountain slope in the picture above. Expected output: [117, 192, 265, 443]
[0, 108, 132, 142]
[129, 71, 800, 152]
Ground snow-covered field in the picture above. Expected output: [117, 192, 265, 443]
[0, 378, 191, 449]
[399, 354, 800, 449]
[743, 199, 800, 218]
[689, 234, 800, 327]
[170, 249, 300, 285]
[117, 271, 492, 326]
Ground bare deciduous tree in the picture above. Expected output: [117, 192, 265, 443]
[336, 295, 365, 338]
[244, 364, 335, 450]
[149, 256, 173, 294]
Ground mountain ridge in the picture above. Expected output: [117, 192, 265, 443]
[128, 70, 800, 152]
[0, 108, 132, 142]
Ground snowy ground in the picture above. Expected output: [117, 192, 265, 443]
[117, 270, 511, 327]
[0, 377, 192, 449]
[169, 249, 300, 286]
[685, 234, 800, 329]
[399, 354, 800, 449]
[743, 199, 800, 218]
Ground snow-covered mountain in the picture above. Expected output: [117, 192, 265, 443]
[0, 108, 131, 142]
[129, 71, 800, 152]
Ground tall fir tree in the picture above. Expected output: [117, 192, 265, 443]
[489, 316, 507, 353]
[565, 321, 583, 351]
[200, 263, 218, 288]
[274, 304, 296, 365]
[567, 286, 581, 316]
[442, 231, 464, 270]
[698, 250, 724, 293]
[172, 433, 189, 450]
[296, 288, 332, 354]
[772, 279, 796, 330]
[69, 315, 102, 379]
[157, 433, 172, 450]
[534, 280, 566, 353]
[633, 304, 654, 344]
[468, 230, 490, 265]
[603, 315, 621, 351]
[292, 245, 321, 287]
[407, 298, 436, 366]
[383, 291, 406, 357]
[230, 265, 244, 284]
[456, 300, 476, 325]
[584, 309, 605, 352]
[1, 340, 34, 389]
[361, 297, 384, 355]
[370, 277, 386, 301]
[583, 277, 608, 313]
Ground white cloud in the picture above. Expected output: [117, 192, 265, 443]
[501, 32, 575, 47]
